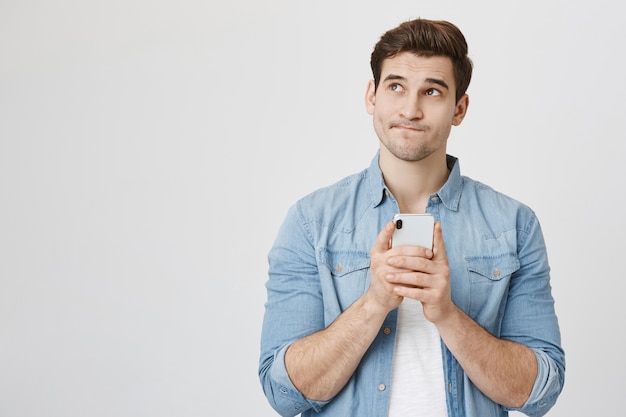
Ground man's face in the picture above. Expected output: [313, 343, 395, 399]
[365, 52, 468, 163]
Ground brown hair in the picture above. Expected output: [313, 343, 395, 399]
[370, 18, 473, 102]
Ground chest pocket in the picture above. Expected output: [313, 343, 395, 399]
[464, 252, 520, 330]
[319, 249, 370, 311]
[466, 252, 520, 283]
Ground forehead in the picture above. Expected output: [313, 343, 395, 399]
[381, 52, 455, 84]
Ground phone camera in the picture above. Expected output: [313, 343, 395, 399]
[395, 219, 403, 229]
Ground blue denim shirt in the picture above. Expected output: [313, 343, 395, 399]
[259, 153, 565, 417]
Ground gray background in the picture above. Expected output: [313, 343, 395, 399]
[1, 0, 623, 416]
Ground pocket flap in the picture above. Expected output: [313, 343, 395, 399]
[319, 249, 370, 277]
[465, 252, 520, 281]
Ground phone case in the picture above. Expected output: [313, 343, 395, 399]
[391, 213, 434, 249]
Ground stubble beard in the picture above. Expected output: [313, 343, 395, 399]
[383, 122, 436, 162]
[383, 141, 435, 162]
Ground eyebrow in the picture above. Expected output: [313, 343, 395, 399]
[382, 74, 407, 83]
[382, 74, 449, 90]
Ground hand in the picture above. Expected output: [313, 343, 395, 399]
[385, 222, 454, 324]
[367, 221, 436, 314]
[367, 221, 405, 313]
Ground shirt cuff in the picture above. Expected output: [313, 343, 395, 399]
[270, 343, 332, 413]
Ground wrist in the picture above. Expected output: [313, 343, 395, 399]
[360, 290, 397, 320]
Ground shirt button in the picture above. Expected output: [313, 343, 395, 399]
[383, 327, 391, 335]
[336, 264, 343, 273]
[378, 384, 386, 391]
[493, 269, 501, 277]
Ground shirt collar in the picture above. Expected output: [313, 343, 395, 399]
[367, 152, 387, 208]
[367, 151, 463, 211]
[438, 154, 463, 211]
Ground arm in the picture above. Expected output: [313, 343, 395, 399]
[435, 305, 537, 407]
[387, 222, 538, 407]
[259, 209, 413, 415]
[284, 290, 387, 401]
[285, 221, 404, 400]
[260, 215, 423, 413]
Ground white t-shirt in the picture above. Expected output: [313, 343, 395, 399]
[388, 298, 448, 417]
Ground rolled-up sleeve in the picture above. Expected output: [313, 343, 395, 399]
[503, 213, 566, 416]
[258, 203, 330, 416]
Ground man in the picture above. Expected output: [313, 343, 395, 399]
[259, 18, 565, 417]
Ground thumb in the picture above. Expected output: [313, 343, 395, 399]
[371, 221, 395, 254]
[432, 221, 448, 261]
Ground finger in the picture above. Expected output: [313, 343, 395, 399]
[388, 253, 431, 272]
[395, 245, 433, 259]
[387, 271, 431, 288]
[432, 222, 448, 261]
[371, 221, 395, 253]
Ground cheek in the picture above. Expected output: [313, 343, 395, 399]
[371, 114, 391, 142]
[433, 107, 457, 128]
[372, 115, 384, 136]
[372, 103, 395, 123]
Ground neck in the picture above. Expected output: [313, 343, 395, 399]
[379, 149, 449, 214]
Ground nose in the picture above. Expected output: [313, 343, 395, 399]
[400, 95, 423, 120]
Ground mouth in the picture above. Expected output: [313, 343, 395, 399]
[391, 124, 426, 133]
[390, 120, 427, 132]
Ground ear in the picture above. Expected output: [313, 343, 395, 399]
[365, 80, 376, 115]
[452, 94, 469, 126]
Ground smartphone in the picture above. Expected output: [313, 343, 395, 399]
[391, 213, 434, 249]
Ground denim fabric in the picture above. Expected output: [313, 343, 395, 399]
[259, 153, 565, 417]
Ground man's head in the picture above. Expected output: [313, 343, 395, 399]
[370, 18, 472, 103]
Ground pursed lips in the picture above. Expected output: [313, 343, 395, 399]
[390, 122, 427, 132]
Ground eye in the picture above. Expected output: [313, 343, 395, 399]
[389, 83, 405, 93]
[426, 88, 441, 96]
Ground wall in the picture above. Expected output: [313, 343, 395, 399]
[1, 1, 623, 415]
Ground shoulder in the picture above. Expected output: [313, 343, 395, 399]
[461, 175, 538, 231]
[289, 167, 376, 231]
